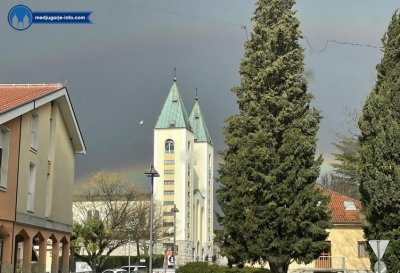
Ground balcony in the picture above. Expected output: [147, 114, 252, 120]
[291, 256, 346, 273]
[315, 256, 345, 272]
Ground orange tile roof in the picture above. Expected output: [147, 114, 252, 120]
[321, 187, 362, 224]
[0, 84, 63, 114]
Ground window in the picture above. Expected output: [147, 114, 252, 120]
[87, 210, 100, 220]
[0, 127, 10, 189]
[164, 180, 174, 185]
[164, 201, 174, 205]
[164, 160, 175, 165]
[165, 139, 174, 154]
[358, 241, 367, 257]
[344, 201, 357, 210]
[164, 190, 174, 195]
[164, 170, 174, 174]
[27, 162, 36, 212]
[209, 154, 212, 179]
[30, 114, 38, 150]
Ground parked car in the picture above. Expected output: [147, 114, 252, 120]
[102, 269, 127, 273]
[120, 265, 147, 272]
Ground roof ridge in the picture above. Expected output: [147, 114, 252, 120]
[1, 87, 57, 106]
[321, 186, 361, 202]
[0, 83, 63, 86]
[0, 84, 64, 114]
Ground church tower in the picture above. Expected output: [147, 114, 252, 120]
[188, 96, 214, 262]
[153, 78, 214, 265]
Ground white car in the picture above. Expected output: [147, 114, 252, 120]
[120, 265, 147, 272]
[102, 269, 127, 273]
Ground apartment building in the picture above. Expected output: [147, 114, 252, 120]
[0, 84, 85, 273]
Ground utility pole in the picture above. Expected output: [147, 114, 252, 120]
[171, 204, 179, 271]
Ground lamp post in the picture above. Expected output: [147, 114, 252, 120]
[128, 234, 131, 273]
[145, 164, 159, 273]
[170, 204, 179, 270]
[126, 219, 136, 273]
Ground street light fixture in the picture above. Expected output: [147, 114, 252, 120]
[170, 204, 179, 270]
[145, 164, 159, 273]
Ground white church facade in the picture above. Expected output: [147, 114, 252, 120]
[153, 78, 214, 266]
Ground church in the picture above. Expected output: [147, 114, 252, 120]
[153, 78, 214, 266]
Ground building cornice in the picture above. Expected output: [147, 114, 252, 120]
[16, 212, 72, 234]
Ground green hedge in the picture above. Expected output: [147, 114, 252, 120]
[177, 262, 270, 273]
[177, 262, 225, 273]
[99, 255, 164, 272]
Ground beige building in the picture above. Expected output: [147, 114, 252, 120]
[290, 188, 371, 273]
[72, 194, 152, 258]
[0, 84, 85, 273]
[153, 78, 214, 266]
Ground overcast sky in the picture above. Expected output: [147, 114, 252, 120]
[1, 0, 399, 189]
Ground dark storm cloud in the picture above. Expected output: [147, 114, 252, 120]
[1, 0, 399, 183]
[0, 0, 251, 182]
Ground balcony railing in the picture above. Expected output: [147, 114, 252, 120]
[290, 256, 346, 273]
[314, 256, 346, 272]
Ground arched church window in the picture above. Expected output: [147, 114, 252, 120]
[165, 139, 174, 154]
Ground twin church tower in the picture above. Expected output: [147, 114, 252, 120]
[153, 78, 214, 265]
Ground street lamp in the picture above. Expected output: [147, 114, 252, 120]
[170, 204, 179, 270]
[144, 164, 159, 273]
[128, 233, 131, 273]
[126, 220, 137, 273]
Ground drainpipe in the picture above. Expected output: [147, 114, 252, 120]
[342, 256, 346, 273]
[11, 116, 23, 272]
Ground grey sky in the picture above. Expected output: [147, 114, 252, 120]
[1, 0, 398, 189]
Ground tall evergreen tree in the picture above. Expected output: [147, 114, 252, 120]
[358, 11, 400, 273]
[216, 1, 331, 273]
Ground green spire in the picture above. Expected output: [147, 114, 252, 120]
[155, 80, 191, 130]
[189, 98, 213, 144]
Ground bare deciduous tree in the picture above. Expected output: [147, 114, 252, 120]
[72, 171, 165, 272]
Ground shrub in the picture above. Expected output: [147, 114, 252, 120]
[227, 267, 270, 273]
[177, 262, 270, 273]
[99, 255, 164, 272]
[177, 262, 224, 273]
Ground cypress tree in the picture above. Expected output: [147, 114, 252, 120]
[358, 11, 400, 272]
[216, 1, 331, 272]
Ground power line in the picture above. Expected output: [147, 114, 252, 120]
[132, 4, 382, 52]
[303, 36, 382, 53]
[133, 4, 243, 27]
